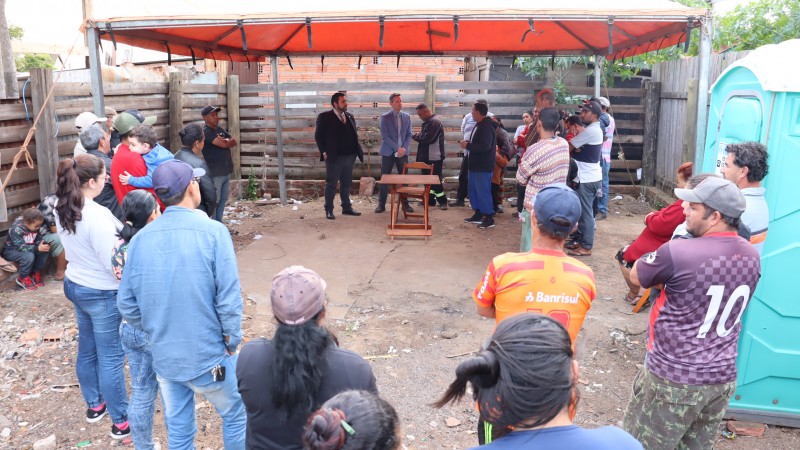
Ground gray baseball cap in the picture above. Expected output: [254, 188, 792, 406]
[674, 176, 746, 218]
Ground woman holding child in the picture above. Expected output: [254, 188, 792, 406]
[55, 153, 130, 439]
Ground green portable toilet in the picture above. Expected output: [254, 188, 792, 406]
[701, 38, 800, 427]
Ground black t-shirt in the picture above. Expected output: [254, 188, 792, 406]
[202, 125, 233, 177]
[236, 338, 378, 450]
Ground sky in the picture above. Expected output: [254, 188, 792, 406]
[5, 0, 754, 66]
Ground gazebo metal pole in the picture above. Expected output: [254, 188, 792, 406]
[594, 55, 601, 98]
[86, 27, 106, 117]
[693, 11, 713, 170]
[271, 55, 287, 205]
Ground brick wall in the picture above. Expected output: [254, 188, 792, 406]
[258, 56, 464, 84]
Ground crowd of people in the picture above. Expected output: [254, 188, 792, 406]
[0, 89, 772, 449]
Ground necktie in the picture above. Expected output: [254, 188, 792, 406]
[396, 113, 402, 149]
[340, 112, 346, 124]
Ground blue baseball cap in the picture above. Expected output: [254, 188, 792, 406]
[152, 160, 205, 200]
[533, 184, 581, 235]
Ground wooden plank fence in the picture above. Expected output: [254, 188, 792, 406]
[0, 72, 652, 231]
[650, 50, 751, 190]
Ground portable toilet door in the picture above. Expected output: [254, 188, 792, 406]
[703, 39, 800, 427]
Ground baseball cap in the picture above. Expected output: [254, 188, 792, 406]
[152, 160, 205, 199]
[674, 176, 746, 218]
[271, 266, 327, 326]
[75, 112, 104, 130]
[580, 101, 602, 117]
[115, 110, 157, 134]
[596, 97, 611, 108]
[201, 105, 222, 116]
[104, 106, 118, 117]
[533, 184, 581, 235]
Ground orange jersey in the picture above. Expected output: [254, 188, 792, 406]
[473, 248, 596, 343]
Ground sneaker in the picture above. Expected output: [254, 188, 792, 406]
[478, 216, 496, 229]
[110, 421, 131, 440]
[464, 213, 483, 224]
[449, 200, 466, 207]
[437, 203, 448, 210]
[86, 403, 107, 423]
[595, 212, 608, 221]
[495, 205, 505, 214]
[15, 276, 37, 291]
[31, 272, 44, 287]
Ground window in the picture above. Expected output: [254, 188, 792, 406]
[458, 67, 464, 75]
[257, 64, 264, 74]
[373, 57, 380, 65]
[373, 102, 378, 107]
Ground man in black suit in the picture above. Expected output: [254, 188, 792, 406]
[315, 92, 364, 220]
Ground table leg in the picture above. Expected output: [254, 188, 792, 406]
[423, 183, 430, 242]
[389, 185, 397, 241]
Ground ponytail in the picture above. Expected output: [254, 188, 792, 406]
[55, 154, 104, 233]
[117, 190, 158, 243]
[433, 313, 576, 430]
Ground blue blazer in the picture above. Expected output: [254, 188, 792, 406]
[379, 110, 412, 157]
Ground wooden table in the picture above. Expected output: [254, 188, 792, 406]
[378, 174, 441, 240]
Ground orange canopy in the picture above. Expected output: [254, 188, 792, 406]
[86, 1, 707, 62]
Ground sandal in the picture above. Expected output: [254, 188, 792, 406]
[567, 247, 592, 256]
[624, 293, 642, 305]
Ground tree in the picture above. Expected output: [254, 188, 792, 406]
[8, 23, 21, 40]
[0, 0, 19, 98]
[716, 0, 800, 51]
[15, 53, 55, 72]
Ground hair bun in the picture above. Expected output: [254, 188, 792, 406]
[304, 408, 347, 450]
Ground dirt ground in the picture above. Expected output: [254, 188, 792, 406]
[0, 191, 798, 449]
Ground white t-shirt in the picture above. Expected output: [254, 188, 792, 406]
[56, 198, 122, 290]
[570, 122, 603, 183]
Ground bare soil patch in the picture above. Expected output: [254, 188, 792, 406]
[0, 193, 797, 449]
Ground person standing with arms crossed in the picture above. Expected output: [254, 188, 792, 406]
[622, 176, 761, 449]
[375, 93, 413, 214]
[315, 92, 364, 220]
[201, 105, 237, 222]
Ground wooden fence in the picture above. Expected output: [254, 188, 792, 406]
[236, 78, 648, 184]
[650, 50, 750, 190]
[0, 73, 652, 231]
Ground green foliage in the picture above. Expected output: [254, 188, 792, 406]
[245, 171, 259, 200]
[716, 0, 800, 51]
[9, 24, 23, 40]
[15, 54, 56, 72]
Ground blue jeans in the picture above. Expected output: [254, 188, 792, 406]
[595, 159, 611, 214]
[63, 278, 128, 424]
[212, 175, 230, 222]
[576, 181, 601, 250]
[2, 248, 48, 277]
[467, 171, 494, 215]
[157, 354, 246, 450]
[121, 322, 159, 450]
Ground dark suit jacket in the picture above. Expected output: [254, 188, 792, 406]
[314, 110, 364, 163]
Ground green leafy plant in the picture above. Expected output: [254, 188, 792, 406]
[15, 54, 56, 72]
[245, 171, 259, 200]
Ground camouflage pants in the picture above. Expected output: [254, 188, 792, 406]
[623, 369, 735, 449]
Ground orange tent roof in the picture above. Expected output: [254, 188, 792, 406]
[86, 1, 707, 62]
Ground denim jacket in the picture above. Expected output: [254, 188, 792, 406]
[117, 206, 242, 381]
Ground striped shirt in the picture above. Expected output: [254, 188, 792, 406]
[516, 136, 570, 212]
[474, 249, 596, 343]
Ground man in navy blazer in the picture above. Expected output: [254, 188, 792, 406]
[375, 93, 413, 213]
[315, 92, 364, 220]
